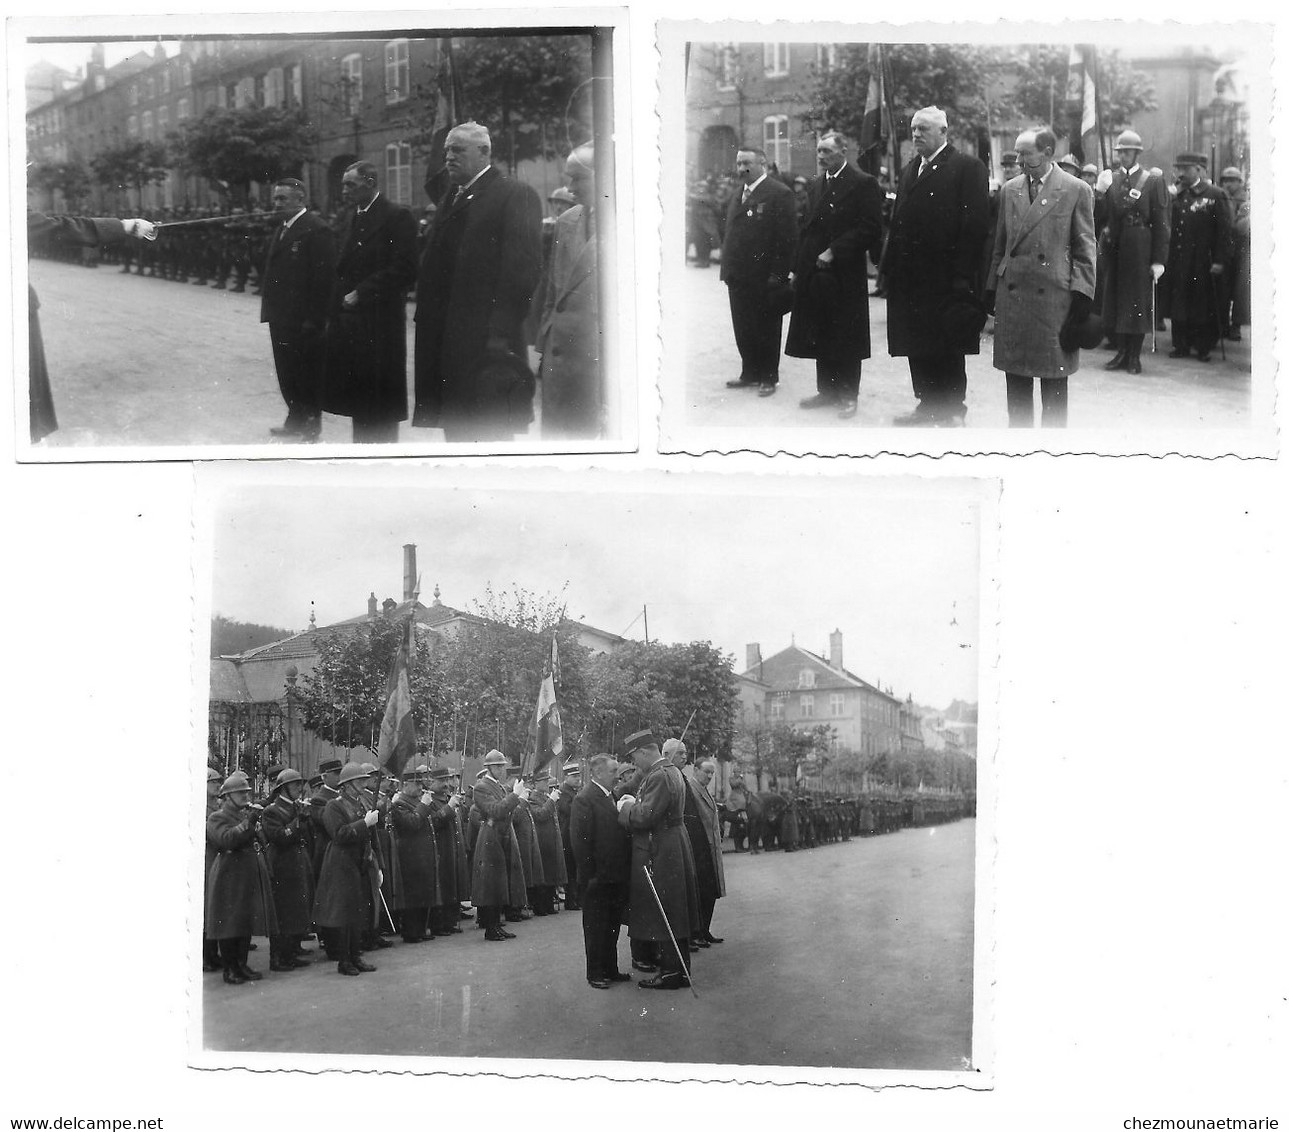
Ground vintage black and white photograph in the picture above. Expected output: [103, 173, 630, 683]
[192, 464, 992, 1079]
[659, 23, 1271, 456]
[15, 13, 629, 457]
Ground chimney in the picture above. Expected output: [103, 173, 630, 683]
[367, 592, 377, 620]
[829, 629, 843, 671]
[746, 643, 762, 673]
[402, 544, 417, 601]
[382, 597, 397, 617]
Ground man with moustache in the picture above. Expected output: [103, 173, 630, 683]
[1099, 130, 1170, 374]
[1163, 153, 1231, 362]
[720, 145, 798, 398]
[261, 768, 315, 971]
[320, 162, 419, 443]
[426, 766, 469, 936]
[884, 106, 990, 427]
[312, 762, 383, 975]
[556, 760, 582, 909]
[785, 132, 884, 419]
[414, 122, 544, 441]
[259, 178, 336, 442]
[570, 754, 633, 989]
[388, 773, 439, 944]
[674, 748, 726, 947]
[469, 749, 531, 941]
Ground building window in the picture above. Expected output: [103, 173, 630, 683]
[798, 668, 815, 689]
[129, 85, 138, 106]
[141, 110, 153, 139]
[146, 77, 155, 100]
[715, 42, 737, 90]
[181, 62, 192, 87]
[764, 115, 790, 170]
[764, 43, 789, 78]
[830, 693, 845, 717]
[385, 38, 410, 104]
[127, 115, 138, 136]
[769, 699, 783, 721]
[162, 70, 171, 95]
[158, 106, 169, 134]
[386, 142, 412, 205]
[816, 44, 838, 72]
[800, 693, 814, 718]
[341, 53, 363, 115]
[254, 74, 266, 107]
[265, 68, 284, 107]
[177, 97, 189, 121]
[285, 63, 302, 107]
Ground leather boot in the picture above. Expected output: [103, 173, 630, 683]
[1104, 348, 1129, 371]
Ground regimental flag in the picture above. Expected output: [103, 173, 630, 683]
[377, 619, 416, 776]
[522, 633, 564, 777]
[858, 43, 894, 178]
[1067, 44, 1101, 165]
[423, 37, 466, 203]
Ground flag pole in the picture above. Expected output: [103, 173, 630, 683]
[679, 707, 698, 742]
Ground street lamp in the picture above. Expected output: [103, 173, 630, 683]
[284, 664, 298, 771]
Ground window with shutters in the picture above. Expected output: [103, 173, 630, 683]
[800, 694, 814, 719]
[715, 43, 737, 91]
[763, 43, 789, 77]
[341, 54, 363, 116]
[386, 142, 412, 205]
[385, 39, 409, 104]
[764, 115, 789, 170]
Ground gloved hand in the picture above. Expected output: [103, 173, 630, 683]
[363, 809, 379, 827]
[421, 790, 435, 805]
[1209, 263, 1225, 276]
[1150, 263, 1165, 282]
[616, 794, 636, 812]
[983, 290, 996, 317]
[123, 218, 156, 241]
[512, 780, 530, 802]
[377, 869, 384, 887]
[1058, 293, 1093, 352]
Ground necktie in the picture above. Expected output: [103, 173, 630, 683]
[1028, 176, 1040, 203]
[918, 159, 928, 178]
[741, 186, 751, 204]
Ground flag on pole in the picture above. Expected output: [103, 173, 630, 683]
[1067, 45, 1100, 164]
[424, 37, 465, 202]
[377, 618, 416, 776]
[522, 633, 564, 777]
[858, 44, 892, 177]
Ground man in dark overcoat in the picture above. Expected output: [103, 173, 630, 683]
[1100, 129, 1170, 374]
[320, 161, 418, 443]
[259, 178, 336, 441]
[427, 766, 468, 935]
[469, 750, 530, 940]
[206, 772, 277, 985]
[720, 145, 799, 397]
[556, 761, 581, 908]
[785, 131, 884, 419]
[388, 775, 439, 943]
[260, 769, 315, 971]
[203, 767, 222, 972]
[530, 773, 568, 916]
[570, 754, 632, 989]
[26, 211, 155, 442]
[1163, 153, 1232, 361]
[678, 752, 727, 946]
[617, 729, 701, 991]
[883, 107, 990, 426]
[413, 121, 544, 441]
[312, 762, 382, 975]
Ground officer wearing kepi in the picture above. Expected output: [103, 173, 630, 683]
[1099, 129, 1170, 374]
[1162, 153, 1232, 361]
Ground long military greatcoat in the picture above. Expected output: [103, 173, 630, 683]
[1161, 180, 1232, 325]
[530, 793, 569, 887]
[1099, 166, 1170, 334]
[682, 766, 726, 899]
[312, 794, 380, 930]
[513, 801, 544, 889]
[389, 793, 439, 910]
[536, 204, 601, 438]
[469, 774, 526, 906]
[205, 800, 278, 939]
[619, 760, 701, 942]
[988, 166, 1097, 380]
[430, 800, 470, 906]
[260, 795, 314, 935]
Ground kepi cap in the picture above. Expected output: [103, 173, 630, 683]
[623, 728, 657, 755]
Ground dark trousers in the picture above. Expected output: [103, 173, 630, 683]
[352, 417, 399, 443]
[399, 906, 429, 941]
[580, 880, 626, 980]
[699, 893, 717, 936]
[429, 905, 458, 934]
[658, 936, 691, 979]
[531, 885, 556, 915]
[816, 355, 861, 401]
[908, 353, 968, 417]
[1005, 374, 1068, 428]
[330, 925, 361, 963]
[477, 904, 503, 930]
[269, 323, 323, 433]
[1171, 317, 1219, 358]
[727, 284, 785, 385]
[217, 936, 251, 971]
[631, 937, 658, 965]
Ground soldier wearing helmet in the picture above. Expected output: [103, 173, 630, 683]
[1100, 128, 1171, 374]
[469, 749, 530, 941]
[262, 768, 315, 971]
[202, 766, 224, 972]
[205, 771, 278, 985]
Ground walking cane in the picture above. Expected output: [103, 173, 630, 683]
[1211, 273, 1227, 361]
[642, 862, 698, 998]
[1151, 278, 1157, 354]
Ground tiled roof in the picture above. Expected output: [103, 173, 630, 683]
[742, 644, 901, 702]
[209, 658, 253, 703]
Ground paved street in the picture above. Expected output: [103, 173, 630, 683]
[28, 259, 538, 447]
[681, 262, 1251, 431]
[203, 817, 976, 1070]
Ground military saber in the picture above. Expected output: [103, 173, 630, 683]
[678, 708, 698, 742]
[152, 211, 277, 229]
[642, 862, 698, 998]
[1151, 279, 1157, 354]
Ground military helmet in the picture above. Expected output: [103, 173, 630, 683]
[1114, 129, 1144, 151]
[207, 766, 222, 782]
[1057, 154, 1081, 173]
[1219, 166, 1244, 183]
[219, 771, 251, 796]
[272, 767, 304, 791]
[337, 761, 373, 786]
[482, 749, 508, 768]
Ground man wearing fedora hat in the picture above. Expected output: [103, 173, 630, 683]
[312, 762, 382, 975]
[785, 131, 885, 420]
[986, 127, 1097, 428]
[206, 772, 277, 985]
[469, 749, 531, 941]
[1163, 153, 1232, 362]
[262, 769, 315, 971]
[720, 145, 798, 399]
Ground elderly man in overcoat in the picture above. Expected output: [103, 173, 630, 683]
[388, 774, 439, 943]
[206, 771, 277, 985]
[883, 107, 990, 427]
[570, 754, 632, 989]
[537, 144, 604, 438]
[260, 768, 315, 971]
[785, 132, 884, 419]
[321, 161, 418, 443]
[987, 127, 1097, 428]
[312, 762, 382, 975]
[617, 730, 701, 991]
[1163, 153, 1231, 361]
[414, 122, 544, 441]
[529, 772, 568, 915]
[469, 750, 531, 940]
[673, 746, 727, 946]
[1100, 129, 1170, 374]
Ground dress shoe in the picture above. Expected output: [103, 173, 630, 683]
[692, 938, 710, 949]
[498, 928, 517, 939]
[1195, 350, 1211, 362]
[703, 933, 724, 944]
[587, 978, 612, 989]
[289, 957, 311, 968]
[1104, 351, 1129, 370]
[757, 383, 777, 397]
[892, 407, 934, 427]
[337, 962, 362, 976]
[203, 960, 222, 973]
[446, 924, 464, 933]
[836, 400, 857, 419]
[369, 937, 393, 949]
[237, 964, 263, 981]
[798, 393, 836, 410]
[484, 928, 510, 941]
[270, 959, 298, 972]
[608, 971, 632, 982]
[247, 942, 258, 950]
[631, 960, 658, 973]
[352, 959, 377, 972]
[725, 378, 757, 389]
[1227, 330, 1242, 341]
[637, 973, 684, 991]
[1168, 347, 1189, 359]
[222, 968, 248, 985]
[458, 907, 474, 918]
[1126, 357, 1142, 374]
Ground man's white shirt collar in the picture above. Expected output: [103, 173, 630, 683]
[922, 142, 948, 168]
[283, 207, 307, 229]
[744, 172, 768, 194]
[463, 165, 492, 192]
[356, 191, 381, 214]
[594, 780, 612, 798]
